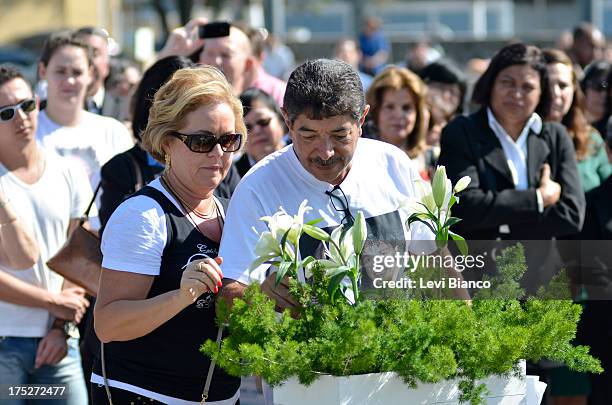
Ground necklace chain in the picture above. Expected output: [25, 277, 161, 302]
[163, 173, 215, 219]
[160, 173, 223, 239]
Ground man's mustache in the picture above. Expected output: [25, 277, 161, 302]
[310, 156, 343, 167]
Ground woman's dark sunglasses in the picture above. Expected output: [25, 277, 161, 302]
[171, 132, 242, 153]
[0, 98, 36, 121]
[245, 117, 272, 132]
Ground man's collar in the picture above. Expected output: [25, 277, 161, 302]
[92, 87, 105, 108]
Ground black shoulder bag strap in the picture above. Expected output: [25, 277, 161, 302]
[79, 182, 102, 226]
[127, 152, 144, 192]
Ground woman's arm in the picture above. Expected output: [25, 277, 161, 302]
[94, 258, 223, 343]
[0, 195, 39, 270]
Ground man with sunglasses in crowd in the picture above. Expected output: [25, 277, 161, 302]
[217, 58, 436, 307]
[0, 65, 93, 404]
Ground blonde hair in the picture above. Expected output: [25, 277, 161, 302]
[142, 66, 247, 162]
[366, 66, 428, 158]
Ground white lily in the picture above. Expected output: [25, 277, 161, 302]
[454, 176, 471, 193]
[399, 198, 429, 216]
[261, 201, 312, 246]
[328, 225, 355, 266]
[352, 211, 367, 255]
[414, 178, 437, 214]
[431, 165, 447, 208]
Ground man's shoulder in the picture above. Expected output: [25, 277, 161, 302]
[357, 137, 409, 162]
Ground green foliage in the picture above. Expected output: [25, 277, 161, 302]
[202, 244, 602, 404]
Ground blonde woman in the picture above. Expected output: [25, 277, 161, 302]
[93, 66, 245, 404]
[365, 66, 429, 178]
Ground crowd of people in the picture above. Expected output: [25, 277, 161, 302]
[1, 17, 612, 405]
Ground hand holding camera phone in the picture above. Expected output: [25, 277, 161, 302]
[198, 22, 231, 39]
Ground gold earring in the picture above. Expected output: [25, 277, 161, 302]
[165, 154, 171, 168]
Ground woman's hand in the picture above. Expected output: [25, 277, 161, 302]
[179, 257, 223, 304]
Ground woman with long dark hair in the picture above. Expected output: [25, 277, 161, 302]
[544, 49, 611, 192]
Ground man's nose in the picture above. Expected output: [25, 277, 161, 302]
[316, 138, 335, 160]
[14, 107, 28, 123]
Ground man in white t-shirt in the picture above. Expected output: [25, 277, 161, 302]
[219, 59, 433, 300]
[0, 65, 91, 404]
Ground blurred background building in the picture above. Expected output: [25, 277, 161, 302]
[2, 0, 612, 77]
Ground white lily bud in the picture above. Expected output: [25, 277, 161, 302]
[352, 211, 367, 255]
[453, 176, 471, 193]
[432, 166, 447, 209]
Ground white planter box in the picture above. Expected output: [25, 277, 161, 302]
[272, 361, 545, 405]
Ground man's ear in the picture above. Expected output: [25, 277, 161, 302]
[357, 104, 370, 137]
[245, 55, 256, 73]
[359, 104, 370, 126]
[280, 107, 294, 140]
[280, 107, 291, 130]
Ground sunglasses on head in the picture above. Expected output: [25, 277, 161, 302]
[245, 117, 272, 132]
[171, 132, 242, 153]
[0, 98, 36, 121]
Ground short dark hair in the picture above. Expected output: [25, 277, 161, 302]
[573, 22, 598, 42]
[419, 58, 467, 114]
[0, 64, 25, 88]
[131, 56, 195, 141]
[283, 59, 365, 124]
[40, 31, 93, 67]
[74, 26, 109, 41]
[240, 87, 287, 132]
[580, 60, 611, 92]
[471, 43, 551, 118]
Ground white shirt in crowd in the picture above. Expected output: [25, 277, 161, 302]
[219, 137, 435, 285]
[35, 109, 133, 189]
[0, 152, 92, 337]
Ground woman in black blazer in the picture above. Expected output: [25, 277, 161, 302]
[439, 42, 588, 405]
[438, 43, 585, 241]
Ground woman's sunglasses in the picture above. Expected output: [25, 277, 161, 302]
[171, 132, 242, 153]
[0, 98, 36, 121]
[245, 117, 272, 132]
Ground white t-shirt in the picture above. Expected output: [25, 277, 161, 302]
[0, 153, 92, 337]
[36, 110, 133, 188]
[219, 137, 434, 285]
[101, 179, 225, 275]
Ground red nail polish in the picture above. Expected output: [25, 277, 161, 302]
[218, 280, 223, 287]
[214, 286, 218, 293]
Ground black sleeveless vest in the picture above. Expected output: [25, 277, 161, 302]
[92, 186, 240, 402]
